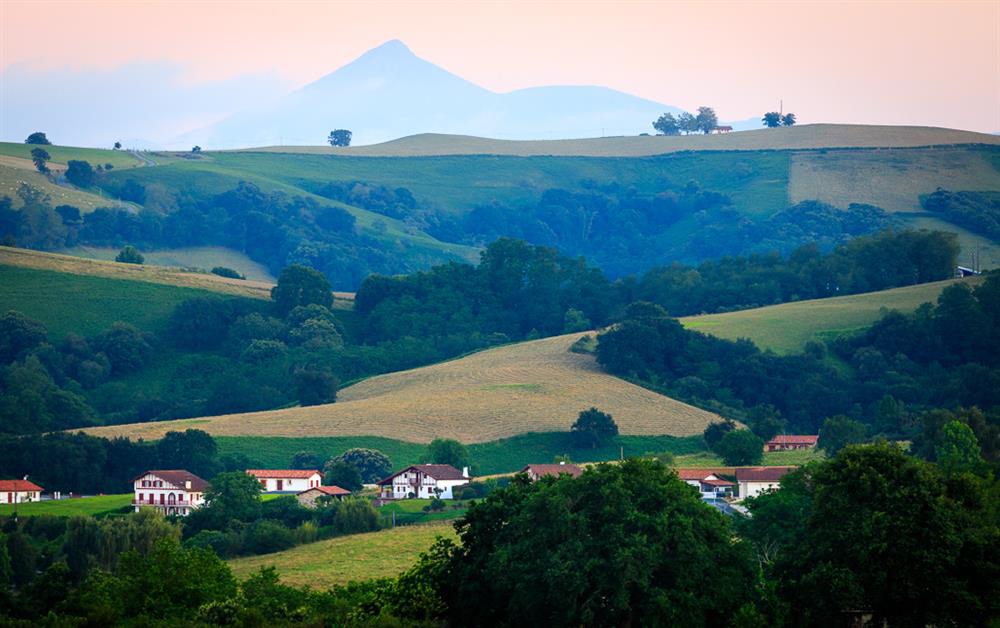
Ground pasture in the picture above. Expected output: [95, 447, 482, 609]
[227, 523, 457, 588]
[0, 142, 144, 170]
[0, 161, 126, 212]
[680, 277, 982, 354]
[83, 332, 723, 443]
[0, 494, 132, 517]
[237, 124, 1000, 158]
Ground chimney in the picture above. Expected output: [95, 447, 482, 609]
[185, 480, 191, 490]
[462, 466, 469, 478]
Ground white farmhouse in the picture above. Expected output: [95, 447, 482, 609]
[676, 469, 735, 499]
[0, 479, 43, 504]
[246, 469, 323, 493]
[377, 464, 470, 500]
[735, 466, 796, 501]
[133, 470, 208, 516]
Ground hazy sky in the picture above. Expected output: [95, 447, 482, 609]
[2, 0, 998, 137]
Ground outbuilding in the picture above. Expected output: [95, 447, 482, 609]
[296, 485, 351, 508]
[0, 479, 43, 504]
[246, 469, 323, 493]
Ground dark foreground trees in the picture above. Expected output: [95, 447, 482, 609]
[419, 459, 757, 626]
[740, 443, 1000, 626]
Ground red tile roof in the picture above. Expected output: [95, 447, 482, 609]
[676, 469, 722, 481]
[701, 478, 735, 487]
[0, 479, 43, 492]
[766, 435, 818, 446]
[735, 466, 797, 482]
[134, 470, 209, 492]
[377, 464, 467, 485]
[301, 485, 351, 496]
[246, 469, 321, 479]
[522, 464, 584, 479]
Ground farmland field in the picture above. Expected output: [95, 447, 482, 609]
[680, 277, 982, 354]
[0, 161, 129, 212]
[0, 494, 132, 517]
[62, 245, 277, 282]
[227, 523, 457, 588]
[0, 142, 144, 170]
[239, 124, 1000, 158]
[84, 332, 722, 443]
[216, 433, 706, 475]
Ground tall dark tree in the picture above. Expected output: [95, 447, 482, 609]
[271, 264, 333, 314]
[115, 245, 144, 264]
[652, 112, 681, 136]
[762, 112, 782, 127]
[570, 407, 618, 449]
[24, 132, 51, 145]
[332, 448, 392, 483]
[781, 112, 797, 126]
[0, 310, 47, 363]
[817, 415, 866, 455]
[327, 129, 352, 147]
[703, 418, 738, 449]
[294, 366, 338, 406]
[30, 147, 50, 174]
[694, 106, 718, 134]
[64, 160, 95, 187]
[423, 438, 470, 470]
[155, 430, 218, 479]
[713, 429, 764, 466]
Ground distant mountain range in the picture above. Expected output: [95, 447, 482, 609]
[180, 40, 757, 149]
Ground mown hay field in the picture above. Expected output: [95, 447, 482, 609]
[240, 124, 1000, 158]
[227, 523, 457, 588]
[84, 332, 722, 443]
[681, 277, 982, 355]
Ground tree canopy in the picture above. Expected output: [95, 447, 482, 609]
[570, 407, 618, 449]
[327, 129, 352, 147]
[271, 264, 333, 314]
[24, 132, 51, 145]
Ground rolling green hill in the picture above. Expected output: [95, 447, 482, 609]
[680, 276, 983, 354]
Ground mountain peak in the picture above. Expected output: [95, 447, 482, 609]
[359, 39, 415, 60]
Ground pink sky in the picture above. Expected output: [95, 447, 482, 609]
[3, 0, 999, 132]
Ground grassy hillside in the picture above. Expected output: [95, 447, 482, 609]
[0, 143, 144, 170]
[61, 245, 276, 282]
[0, 246, 280, 303]
[216, 433, 705, 476]
[0, 263, 259, 338]
[241, 124, 1000, 157]
[0, 160, 130, 212]
[227, 523, 457, 588]
[680, 277, 983, 354]
[83, 332, 722, 443]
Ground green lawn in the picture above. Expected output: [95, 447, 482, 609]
[0, 494, 132, 517]
[227, 523, 457, 588]
[680, 277, 981, 354]
[378, 499, 468, 525]
[674, 448, 824, 468]
[217, 433, 706, 476]
[0, 264, 247, 338]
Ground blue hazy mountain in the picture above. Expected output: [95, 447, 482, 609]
[183, 40, 750, 148]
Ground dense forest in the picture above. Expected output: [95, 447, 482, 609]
[922, 188, 1000, 241]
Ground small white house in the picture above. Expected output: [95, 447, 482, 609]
[133, 470, 208, 516]
[676, 469, 734, 499]
[521, 463, 583, 481]
[0, 479, 43, 504]
[735, 466, 796, 501]
[246, 469, 323, 493]
[377, 464, 470, 500]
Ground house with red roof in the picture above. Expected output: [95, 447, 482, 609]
[764, 434, 818, 452]
[675, 469, 735, 499]
[133, 470, 208, 516]
[521, 462, 583, 481]
[296, 485, 351, 508]
[1, 479, 43, 504]
[376, 464, 470, 500]
[735, 466, 796, 500]
[246, 469, 323, 493]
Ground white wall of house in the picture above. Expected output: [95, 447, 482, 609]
[255, 474, 321, 493]
[384, 470, 468, 499]
[3, 490, 40, 504]
[133, 473, 204, 516]
[739, 480, 781, 500]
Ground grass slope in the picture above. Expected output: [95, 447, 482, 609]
[240, 124, 1000, 157]
[62, 245, 276, 282]
[0, 263, 258, 338]
[680, 277, 983, 354]
[227, 523, 457, 588]
[84, 332, 722, 443]
[0, 160, 129, 213]
[216, 433, 705, 476]
[0, 143, 143, 170]
[0, 494, 132, 517]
